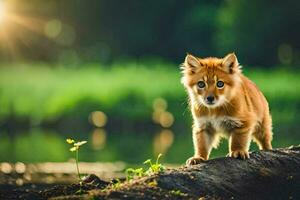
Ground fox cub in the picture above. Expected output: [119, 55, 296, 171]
[181, 53, 273, 165]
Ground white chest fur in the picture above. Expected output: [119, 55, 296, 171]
[195, 116, 243, 134]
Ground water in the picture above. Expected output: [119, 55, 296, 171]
[0, 127, 193, 164]
[1, 123, 298, 164]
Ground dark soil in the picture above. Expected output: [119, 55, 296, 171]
[0, 174, 109, 200]
[1, 147, 300, 200]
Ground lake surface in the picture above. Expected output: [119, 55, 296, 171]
[1, 123, 298, 165]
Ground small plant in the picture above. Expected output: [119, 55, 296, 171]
[101, 154, 165, 193]
[125, 154, 165, 181]
[66, 138, 87, 181]
[100, 178, 123, 192]
[111, 179, 122, 189]
[143, 153, 165, 175]
[126, 167, 145, 181]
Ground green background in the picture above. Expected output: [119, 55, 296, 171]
[0, 0, 299, 164]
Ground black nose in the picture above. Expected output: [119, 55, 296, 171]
[206, 96, 215, 103]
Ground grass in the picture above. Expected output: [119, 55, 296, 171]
[0, 62, 182, 123]
[0, 63, 299, 123]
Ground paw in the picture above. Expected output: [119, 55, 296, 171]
[229, 150, 250, 160]
[186, 156, 206, 165]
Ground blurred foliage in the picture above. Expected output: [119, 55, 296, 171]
[0, 0, 299, 66]
[0, 62, 183, 126]
[216, 0, 300, 66]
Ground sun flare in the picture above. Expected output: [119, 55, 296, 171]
[0, 1, 49, 59]
[0, 1, 7, 23]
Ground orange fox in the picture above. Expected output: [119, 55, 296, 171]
[181, 53, 273, 165]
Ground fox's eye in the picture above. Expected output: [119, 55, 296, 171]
[216, 81, 224, 88]
[197, 81, 206, 89]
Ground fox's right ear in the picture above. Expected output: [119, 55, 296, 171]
[181, 54, 201, 74]
[222, 53, 240, 74]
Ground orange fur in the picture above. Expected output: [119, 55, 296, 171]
[181, 53, 273, 165]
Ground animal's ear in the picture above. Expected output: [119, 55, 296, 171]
[222, 53, 240, 74]
[181, 54, 201, 74]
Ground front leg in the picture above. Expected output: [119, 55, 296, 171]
[186, 126, 215, 165]
[229, 128, 252, 159]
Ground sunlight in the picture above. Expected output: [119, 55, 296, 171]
[0, 1, 6, 23]
[0, 1, 48, 59]
[0, 1, 76, 59]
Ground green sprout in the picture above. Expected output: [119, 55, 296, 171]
[100, 154, 165, 193]
[111, 179, 122, 189]
[125, 154, 165, 182]
[126, 167, 145, 181]
[66, 138, 87, 181]
[143, 153, 165, 175]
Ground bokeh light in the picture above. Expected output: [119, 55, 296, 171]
[153, 97, 167, 111]
[153, 129, 174, 156]
[16, 178, 24, 186]
[89, 111, 108, 128]
[15, 162, 26, 173]
[159, 111, 174, 128]
[152, 97, 174, 127]
[44, 19, 62, 39]
[91, 128, 107, 150]
[1, 162, 12, 174]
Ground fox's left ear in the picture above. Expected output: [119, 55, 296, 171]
[222, 53, 240, 74]
[181, 54, 201, 74]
